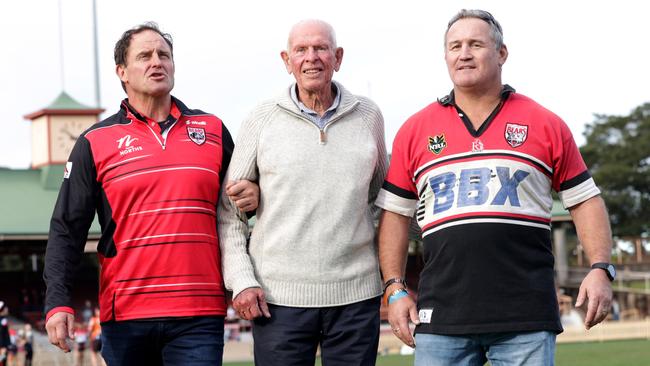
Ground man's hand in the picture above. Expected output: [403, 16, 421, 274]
[575, 269, 613, 330]
[226, 180, 259, 213]
[45, 312, 75, 352]
[233, 287, 271, 320]
[386, 288, 419, 348]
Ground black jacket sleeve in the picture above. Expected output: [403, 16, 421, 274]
[219, 123, 234, 185]
[43, 135, 99, 317]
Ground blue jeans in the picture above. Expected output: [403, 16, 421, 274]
[414, 331, 556, 366]
[101, 316, 224, 366]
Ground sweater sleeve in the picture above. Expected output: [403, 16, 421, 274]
[359, 97, 389, 221]
[218, 103, 273, 298]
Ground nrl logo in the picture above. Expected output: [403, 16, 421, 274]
[505, 123, 528, 148]
[427, 134, 447, 155]
[187, 127, 206, 145]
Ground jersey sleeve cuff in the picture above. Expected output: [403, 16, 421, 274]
[559, 177, 601, 208]
[46, 306, 75, 323]
[375, 189, 417, 217]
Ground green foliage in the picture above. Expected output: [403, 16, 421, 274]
[580, 103, 650, 237]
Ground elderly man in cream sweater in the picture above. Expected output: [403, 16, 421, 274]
[218, 19, 388, 366]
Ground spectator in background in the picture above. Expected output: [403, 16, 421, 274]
[19, 324, 34, 366]
[611, 298, 620, 321]
[81, 300, 93, 326]
[74, 323, 88, 366]
[87, 308, 103, 366]
[0, 301, 10, 366]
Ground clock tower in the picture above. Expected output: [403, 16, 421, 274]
[24, 91, 104, 168]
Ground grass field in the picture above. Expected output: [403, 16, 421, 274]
[223, 339, 650, 366]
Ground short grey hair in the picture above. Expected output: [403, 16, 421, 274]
[286, 19, 338, 50]
[445, 9, 504, 50]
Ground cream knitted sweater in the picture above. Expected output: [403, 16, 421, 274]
[218, 82, 388, 307]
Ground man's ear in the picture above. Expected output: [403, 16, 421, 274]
[334, 47, 344, 72]
[280, 51, 292, 74]
[498, 44, 508, 67]
[116, 64, 127, 83]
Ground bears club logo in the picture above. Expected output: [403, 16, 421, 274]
[504, 123, 528, 148]
[187, 127, 206, 145]
[427, 134, 447, 155]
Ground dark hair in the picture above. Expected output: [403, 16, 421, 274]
[114, 22, 173, 92]
[114, 22, 173, 66]
[445, 9, 504, 50]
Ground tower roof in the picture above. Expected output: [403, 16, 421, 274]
[46, 91, 93, 110]
[24, 91, 104, 120]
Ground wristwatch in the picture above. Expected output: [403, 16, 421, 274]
[591, 262, 616, 281]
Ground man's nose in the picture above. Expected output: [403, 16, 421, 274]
[459, 44, 472, 59]
[305, 48, 318, 61]
[151, 52, 163, 66]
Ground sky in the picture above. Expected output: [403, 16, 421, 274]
[1, 0, 648, 169]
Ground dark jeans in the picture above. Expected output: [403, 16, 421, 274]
[101, 316, 224, 366]
[252, 296, 381, 366]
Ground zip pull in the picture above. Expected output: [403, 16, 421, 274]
[319, 130, 327, 145]
[162, 144, 166, 151]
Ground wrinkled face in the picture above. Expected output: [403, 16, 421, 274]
[281, 22, 343, 95]
[116, 30, 175, 99]
[445, 17, 507, 91]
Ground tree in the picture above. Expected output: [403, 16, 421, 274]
[580, 102, 650, 237]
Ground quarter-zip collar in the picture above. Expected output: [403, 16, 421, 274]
[276, 81, 360, 144]
[120, 96, 185, 150]
[120, 96, 182, 128]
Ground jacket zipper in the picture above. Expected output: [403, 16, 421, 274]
[144, 119, 180, 150]
[278, 101, 359, 145]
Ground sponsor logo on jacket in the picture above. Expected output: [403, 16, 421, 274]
[117, 135, 143, 156]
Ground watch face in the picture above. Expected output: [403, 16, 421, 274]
[607, 264, 616, 279]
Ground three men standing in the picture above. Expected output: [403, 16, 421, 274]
[43, 12, 615, 366]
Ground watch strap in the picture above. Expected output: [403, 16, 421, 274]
[383, 277, 407, 293]
[591, 262, 615, 281]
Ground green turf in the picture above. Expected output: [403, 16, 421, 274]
[224, 354, 412, 366]
[223, 339, 650, 366]
[554, 339, 650, 366]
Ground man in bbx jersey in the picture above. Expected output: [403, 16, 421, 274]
[44, 23, 257, 365]
[377, 9, 614, 365]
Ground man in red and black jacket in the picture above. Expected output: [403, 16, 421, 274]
[44, 22, 257, 366]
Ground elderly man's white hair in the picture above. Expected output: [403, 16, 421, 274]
[286, 19, 338, 50]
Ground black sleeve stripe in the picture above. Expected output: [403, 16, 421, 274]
[559, 170, 592, 191]
[382, 181, 417, 200]
[220, 124, 235, 185]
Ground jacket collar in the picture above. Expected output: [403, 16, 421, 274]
[276, 80, 359, 117]
[120, 95, 187, 123]
[437, 84, 516, 107]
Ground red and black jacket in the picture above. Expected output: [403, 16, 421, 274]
[45, 97, 232, 323]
